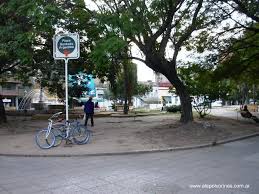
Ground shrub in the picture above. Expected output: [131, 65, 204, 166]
[166, 105, 181, 112]
[111, 103, 116, 111]
[193, 102, 211, 118]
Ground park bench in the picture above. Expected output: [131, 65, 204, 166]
[240, 111, 252, 119]
[236, 110, 250, 121]
[237, 106, 259, 123]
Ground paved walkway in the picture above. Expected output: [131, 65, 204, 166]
[0, 108, 259, 157]
[1, 136, 259, 194]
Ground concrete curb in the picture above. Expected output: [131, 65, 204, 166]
[110, 112, 167, 118]
[1, 133, 259, 158]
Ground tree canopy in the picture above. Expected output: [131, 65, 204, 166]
[90, 0, 226, 122]
[213, 24, 259, 83]
[1, 0, 259, 124]
[179, 63, 231, 101]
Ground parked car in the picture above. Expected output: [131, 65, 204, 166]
[211, 100, 222, 107]
[249, 99, 257, 104]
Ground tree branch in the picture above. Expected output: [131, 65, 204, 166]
[159, 0, 190, 56]
[215, 1, 259, 33]
[230, 0, 259, 23]
[176, 0, 204, 49]
[0, 61, 20, 75]
[126, 56, 146, 64]
[152, 0, 185, 42]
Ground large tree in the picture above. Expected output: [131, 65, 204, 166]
[109, 61, 138, 114]
[186, 1, 259, 105]
[0, 0, 92, 122]
[0, 0, 34, 75]
[212, 24, 259, 104]
[0, 0, 36, 123]
[91, 0, 229, 123]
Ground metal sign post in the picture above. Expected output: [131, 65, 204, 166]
[64, 58, 69, 121]
[53, 33, 80, 121]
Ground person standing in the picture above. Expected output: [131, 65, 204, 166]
[84, 96, 94, 127]
[95, 101, 99, 108]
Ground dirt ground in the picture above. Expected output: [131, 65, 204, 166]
[136, 115, 259, 148]
[1, 113, 259, 150]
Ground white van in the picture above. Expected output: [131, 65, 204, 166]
[211, 100, 222, 107]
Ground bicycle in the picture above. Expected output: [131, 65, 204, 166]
[35, 112, 92, 149]
[51, 119, 92, 147]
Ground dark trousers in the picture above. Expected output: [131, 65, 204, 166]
[85, 113, 94, 126]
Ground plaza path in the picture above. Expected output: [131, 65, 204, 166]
[0, 135, 258, 193]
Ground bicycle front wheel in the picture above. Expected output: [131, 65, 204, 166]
[35, 129, 55, 149]
[51, 128, 63, 147]
[72, 125, 91, 145]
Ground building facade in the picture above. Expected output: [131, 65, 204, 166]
[0, 79, 30, 110]
[133, 72, 180, 109]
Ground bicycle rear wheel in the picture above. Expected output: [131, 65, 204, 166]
[35, 129, 55, 149]
[72, 125, 91, 144]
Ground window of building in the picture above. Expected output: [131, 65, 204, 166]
[98, 94, 104, 99]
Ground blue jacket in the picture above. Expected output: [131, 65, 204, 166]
[84, 100, 94, 114]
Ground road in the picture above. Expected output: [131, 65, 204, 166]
[210, 106, 239, 119]
[0, 136, 259, 193]
[210, 106, 259, 121]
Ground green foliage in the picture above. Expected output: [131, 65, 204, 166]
[90, 35, 127, 82]
[0, 0, 95, 98]
[177, 62, 242, 116]
[0, 0, 34, 75]
[211, 24, 259, 104]
[1, 0, 258, 122]
[111, 103, 116, 110]
[91, 0, 231, 122]
[214, 24, 259, 84]
[192, 100, 211, 118]
[166, 105, 181, 113]
[135, 83, 153, 96]
[179, 63, 230, 101]
[109, 62, 138, 102]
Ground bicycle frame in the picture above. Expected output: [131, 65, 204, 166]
[60, 121, 79, 140]
[51, 120, 73, 140]
[46, 112, 63, 138]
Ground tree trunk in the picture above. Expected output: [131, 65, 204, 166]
[178, 87, 193, 123]
[0, 95, 7, 124]
[163, 63, 193, 123]
[145, 51, 193, 123]
[123, 96, 128, 114]
[169, 76, 193, 123]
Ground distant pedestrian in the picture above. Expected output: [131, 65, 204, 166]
[95, 101, 99, 108]
[84, 96, 94, 127]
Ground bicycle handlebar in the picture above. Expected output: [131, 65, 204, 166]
[48, 112, 63, 121]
